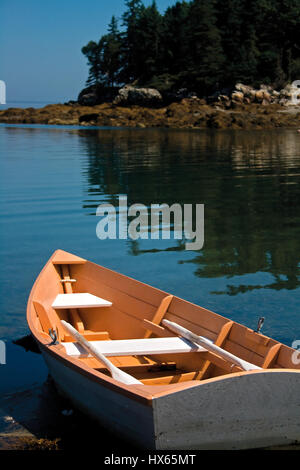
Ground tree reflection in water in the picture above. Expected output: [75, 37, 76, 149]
[79, 127, 300, 295]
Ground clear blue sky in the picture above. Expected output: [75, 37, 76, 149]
[0, 0, 177, 103]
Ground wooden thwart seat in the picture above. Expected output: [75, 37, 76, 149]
[52, 293, 112, 309]
[62, 336, 207, 358]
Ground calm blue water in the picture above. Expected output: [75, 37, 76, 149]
[0, 101, 61, 110]
[0, 124, 299, 427]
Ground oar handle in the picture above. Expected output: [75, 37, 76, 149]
[61, 320, 143, 385]
[163, 319, 261, 371]
[61, 320, 113, 370]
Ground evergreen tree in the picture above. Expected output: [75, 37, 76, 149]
[237, 0, 259, 84]
[82, 41, 103, 86]
[215, 0, 259, 85]
[254, 0, 285, 86]
[135, 1, 163, 83]
[103, 16, 122, 87]
[186, 0, 224, 93]
[161, 1, 190, 76]
[121, 0, 145, 82]
[261, 0, 300, 84]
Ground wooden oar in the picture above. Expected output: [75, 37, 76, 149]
[162, 319, 261, 371]
[61, 320, 143, 385]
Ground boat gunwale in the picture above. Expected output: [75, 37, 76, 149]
[27, 249, 300, 406]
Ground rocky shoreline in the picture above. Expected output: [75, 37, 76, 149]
[1, 82, 300, 130]
[1, 100, 300, 130]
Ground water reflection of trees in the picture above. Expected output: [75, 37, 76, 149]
[77, 128, 300, 294]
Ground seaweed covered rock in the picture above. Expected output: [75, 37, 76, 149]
[0, 100, 300, 130]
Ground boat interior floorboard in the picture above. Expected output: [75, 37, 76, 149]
[79, 354, 214, 384]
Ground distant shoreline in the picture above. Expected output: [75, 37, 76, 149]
[0, 101, 300, 130]
[0, 101, 60, 110]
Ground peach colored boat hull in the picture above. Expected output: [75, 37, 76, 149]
[27, 250, 300, 449]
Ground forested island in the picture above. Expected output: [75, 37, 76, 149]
[1, 0, 300, 129]
[81, 0, 300, 97]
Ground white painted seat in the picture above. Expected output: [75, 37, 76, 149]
[62, 336, 207, 358]
[52, 293, 112, 309]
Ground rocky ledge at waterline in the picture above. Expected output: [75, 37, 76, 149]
[1, 83, 300, 130]
[1, 101, 300, 129]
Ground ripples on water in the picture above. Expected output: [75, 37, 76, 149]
[0, 125, 299, 397]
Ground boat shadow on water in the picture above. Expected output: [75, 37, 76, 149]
[1, 336, 136, 451]
[0, 368, 137, 451]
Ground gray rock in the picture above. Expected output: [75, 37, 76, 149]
[279, 83, 300, 105]
[223, 82, 297, 106]
[113, 85, 162, 107]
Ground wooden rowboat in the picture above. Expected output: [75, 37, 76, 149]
[27, 249, 300, 450]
